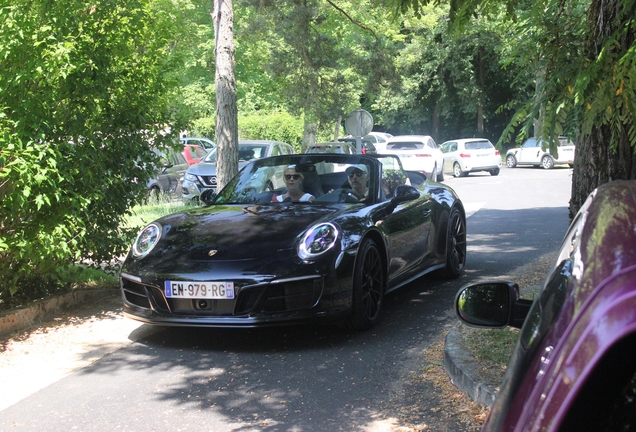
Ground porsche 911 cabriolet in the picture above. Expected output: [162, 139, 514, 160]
[120, 153, 467, 330]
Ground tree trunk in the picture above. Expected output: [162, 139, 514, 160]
[477, 46, 484, 135]
[333, 115, 342, 141]
[212, 0, 238, 192]
[571, 125, 635, 217]
[302, 119, 317, 153]
[570, 0, 636, 217]
[432, 103, 440, 141]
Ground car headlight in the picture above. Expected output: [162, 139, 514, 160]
[298, 223, 339, 260]
[132, 223, 162, 258]
[184, 173, 198, 182]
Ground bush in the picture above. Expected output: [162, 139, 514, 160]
[239, 112, 305, 152]
[0, 0, 188, 303]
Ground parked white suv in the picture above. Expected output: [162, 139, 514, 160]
[506, 136, 575, 169]
[379, 135, 444, 181]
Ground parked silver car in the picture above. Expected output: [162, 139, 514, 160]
[306, 142, 356, 154]
[505, 136, 575, 169]
[440, 138, 502, 177]
[147, 148, 189, 197]
[181, 140, 296, 201]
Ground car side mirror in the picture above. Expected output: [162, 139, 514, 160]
[455, 282, 533, 329]
[199, 189, 216, 206]
[391, 185, 420, 204]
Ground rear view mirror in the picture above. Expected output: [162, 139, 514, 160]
[391, 185, 420, 204]
[455, 281, 532, 329]
[199, 189, 216, 206]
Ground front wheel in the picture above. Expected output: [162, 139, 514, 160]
[343, 239, 385, 330]
[441, 207, 467, 279]
[506, 155, 517, 168]
[542, 155, 555, 169]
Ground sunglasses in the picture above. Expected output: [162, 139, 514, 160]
[285, 174, 301, 180]
[348, 170, 366, 178]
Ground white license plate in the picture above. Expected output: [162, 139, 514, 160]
[165, 281, 235, 299]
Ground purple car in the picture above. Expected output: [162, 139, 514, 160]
[455, 180, 636, 431]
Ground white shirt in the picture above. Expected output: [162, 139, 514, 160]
[276, 193, 314, 202]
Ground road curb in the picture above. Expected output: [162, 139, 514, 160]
[443, 324, 498, 407]
[0, 288, 120, 339]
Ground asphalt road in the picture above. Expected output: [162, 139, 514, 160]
[0, 165, 573, 432]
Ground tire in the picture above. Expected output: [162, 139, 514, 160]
[343, 239, 385, 330]
[541, 155, 555, 169]
[441, 207, 467, 279]
[437, 169, 445, 182]
[506, 154, 517, 168]
[147, 186, 162, 203]
[490, 168, 500, 176]
[453, 163, 464, 178]
[429, 164, 438, 181]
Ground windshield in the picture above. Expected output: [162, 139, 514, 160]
[203, 144, 270, 163]
[208, 154, 411, 205]
[465, 140, 493, 150]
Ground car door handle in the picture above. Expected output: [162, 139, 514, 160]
[422, 209, 431, 217]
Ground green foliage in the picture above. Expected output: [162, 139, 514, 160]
[237, 0, 398, 135]
[190, 117, 216, 139]
[373, 5, 529, 142]
[238, 112, 309, 152]
[0, 0, 189, 302]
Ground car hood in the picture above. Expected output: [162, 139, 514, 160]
[135, 204, 344, 263]
[187, 160, 250, 176]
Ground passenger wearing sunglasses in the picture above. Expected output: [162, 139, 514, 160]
[345, 164, 369, 200]
[273, 165, 315, 202]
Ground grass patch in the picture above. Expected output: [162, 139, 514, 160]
[125, 197, 199, 231]
[464, 327, 520, 368]
[60, 265, 119, 290]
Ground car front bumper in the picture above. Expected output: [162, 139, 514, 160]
[181, 179, 215, 200]
[120, 250, 356, 328]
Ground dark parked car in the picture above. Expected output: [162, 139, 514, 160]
[121, 153, 467, 330]
[146, 148, 189, 197]
[455, 180, 636, 431]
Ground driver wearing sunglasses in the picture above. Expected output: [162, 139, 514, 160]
[273, 165, 315, 202]
[345, 164, 369, 200]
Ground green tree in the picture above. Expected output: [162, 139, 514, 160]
[385, 0, 636, 215]
[373, 5, 529, 143]
[213, 0, 239, 191]
[0, 0, 189, 301]
[239, 0, 399, 148]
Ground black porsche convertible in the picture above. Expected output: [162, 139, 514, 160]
[120, 153, 467, 330]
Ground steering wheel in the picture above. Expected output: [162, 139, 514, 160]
[338, 188, 363, 203]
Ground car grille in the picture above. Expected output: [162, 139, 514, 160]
[121, 276, 323, 316]
[262, 278, 323, 313]
[199, 175, 217, 188]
